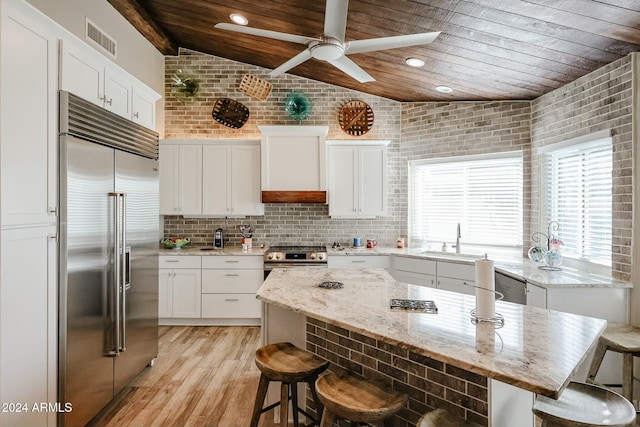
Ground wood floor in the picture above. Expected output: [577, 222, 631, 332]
[92, 326, 273, 427]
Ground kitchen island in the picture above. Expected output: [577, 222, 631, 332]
[257, 268, 607, 427]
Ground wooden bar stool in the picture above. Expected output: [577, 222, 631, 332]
[532, 382, 636, 427]
[587, 322, 640, 403]
[417, 408, 482, 427]
[314, 370, 408, 427]
[250, 342, 329, 427]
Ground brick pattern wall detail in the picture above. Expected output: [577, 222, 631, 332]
[531, 55, 633, 281]
[305, 318, 489, 427]
[164, 49, 402, 247]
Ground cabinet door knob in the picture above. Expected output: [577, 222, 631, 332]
[133, 112, 139, 119]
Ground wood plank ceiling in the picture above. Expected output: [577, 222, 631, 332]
[108, 0, 640, 102]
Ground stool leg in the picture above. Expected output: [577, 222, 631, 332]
[291, 383, 299, 427]
[587, 341, 608, 383]
[308, 376, 325, 422]
[250, 374, 270, 427]
[623, 352, 633, 402]
[319, 409, 336, 427]
[280, 382, 289, 427]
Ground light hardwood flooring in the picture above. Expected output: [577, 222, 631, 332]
[92, 326, 274, 427]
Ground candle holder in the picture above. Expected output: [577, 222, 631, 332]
[528, 221, 564, 271]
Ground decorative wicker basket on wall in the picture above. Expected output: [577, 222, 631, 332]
[211, 98, 250, 129]
[238, 74, 272, 101]
[338, 100, 374, 136]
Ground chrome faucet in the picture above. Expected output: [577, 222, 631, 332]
[452, 223, 461, 253]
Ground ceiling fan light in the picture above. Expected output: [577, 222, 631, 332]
[436, 85, 453, 93]
[230, 14, 248, 25]
[405, 57, 425, 67]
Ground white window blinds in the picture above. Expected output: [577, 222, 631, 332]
[409, 154, 523, 248]
[544, 138, 612, 266]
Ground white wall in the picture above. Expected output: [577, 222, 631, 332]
[25, 0, 165, 134]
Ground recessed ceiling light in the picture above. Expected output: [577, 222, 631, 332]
[436, 86, 453, 93]
[405, 57, 425, 67]
[230, 13, 248, 25]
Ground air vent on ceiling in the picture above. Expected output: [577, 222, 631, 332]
[86, 19, 117, 58]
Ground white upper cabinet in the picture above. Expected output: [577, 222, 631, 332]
[203, 143, 264, 216]
[60, 37, 160, 129]
[159, 144, 203, 215]
[1, 0, 60, 228]
[161, 140, 263, 217]
[327, 141, 389, 218]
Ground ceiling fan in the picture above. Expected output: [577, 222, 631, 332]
[214, 0, 440, 83]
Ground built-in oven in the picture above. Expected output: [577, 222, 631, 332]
[263, 245, 328, 279]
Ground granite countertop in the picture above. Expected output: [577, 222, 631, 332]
[159, 246, 268, 256]
[327, 246, 632, 289]
[257, 267, 607, 399]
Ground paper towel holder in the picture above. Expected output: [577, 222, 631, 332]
[468, 284, 505, 325]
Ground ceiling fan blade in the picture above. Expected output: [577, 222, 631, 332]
[345, 31, 441, 54]
[215, 23, 320, 45]
[324, 0, 349, 42]
[328, 55, 375, 83]
[269, 49, 313, 76]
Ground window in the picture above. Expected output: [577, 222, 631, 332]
[409, 153, 523, 251]
[542, 136, 612, 266]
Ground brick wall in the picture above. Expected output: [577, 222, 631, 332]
[305, 318, 489, 427]
[164, 49, 402, 247]
[530, 55, 633, 281]
[399, 102, 532, 248]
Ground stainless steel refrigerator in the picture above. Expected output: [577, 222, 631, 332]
[58, 91, 159, 427]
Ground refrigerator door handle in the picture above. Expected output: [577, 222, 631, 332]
[120, 193, 127, 352]
[108, 192, 121, 357]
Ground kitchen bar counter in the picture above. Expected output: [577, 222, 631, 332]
[257, 267, 605, 400]
[328, 246, 632, 289]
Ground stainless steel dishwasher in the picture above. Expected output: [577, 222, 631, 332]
[495, 270, 527, 304]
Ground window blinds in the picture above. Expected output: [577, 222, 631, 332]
[544, 139, 612, 266]
[409, 155, 523, 248]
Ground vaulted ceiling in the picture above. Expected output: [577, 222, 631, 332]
[108, 0, 640, 102]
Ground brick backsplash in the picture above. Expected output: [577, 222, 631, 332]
[164, 48, 634, 280]
[305, 318, 489, 427]
[531, 55, 633, 281]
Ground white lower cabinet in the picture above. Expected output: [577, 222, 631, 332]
[201, 256, 262, 322]
[160, 255, 263, 325]
[394, 257, 437, 288]
[159, 256, 202, 319]
[435, 261, 476, 295]
[1, 226, 57, 427]
[328, 255, 390, 270]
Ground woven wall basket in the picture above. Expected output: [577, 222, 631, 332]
[239, 74, 272, 101]
[211, 98, 250, 129]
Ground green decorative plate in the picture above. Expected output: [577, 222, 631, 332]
[284, 92, 312, 121]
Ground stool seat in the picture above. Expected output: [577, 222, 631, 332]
[417, 408, 482, 427]
[599, 323, 640, 352]
[315, 370, 408, 425]
[532, 382, 636, 427]
[588, 322, 640, 402]
[255, 342, 329, 382]
[250, 342, 329, 427]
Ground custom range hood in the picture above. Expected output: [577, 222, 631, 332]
[259, 125, 329, 203]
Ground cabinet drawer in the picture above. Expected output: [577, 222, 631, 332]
[395, 257, 437, 275]
[201, 294, 261, 318]
[437, 277, 475, 296]
[202, 256, 263, 270]
[159, 256, 201, 269]
[328, 255, 390, 269]
[437, 261, 475, 281]
[395, 271, 436, 288]
[201, 269, 263, 293]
